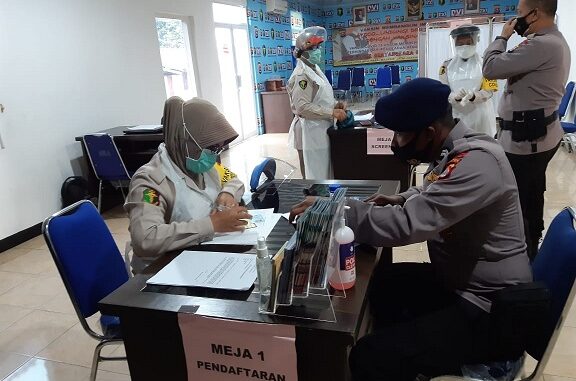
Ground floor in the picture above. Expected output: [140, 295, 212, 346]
[0, 133, 575, 380]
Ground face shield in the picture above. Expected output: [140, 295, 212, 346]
[449, 24, 480, 60]
[294, 26, 327, 69]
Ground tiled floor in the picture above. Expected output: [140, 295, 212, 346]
[0, 133, 575, 380]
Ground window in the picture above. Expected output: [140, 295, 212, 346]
[155, 17, 198, 99]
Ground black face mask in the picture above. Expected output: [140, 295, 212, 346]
[514, 9, 536, 36]
[391, 130, 433, 165]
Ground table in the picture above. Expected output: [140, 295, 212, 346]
[99, 179, 399, 381]
[328, 126, 412, 192]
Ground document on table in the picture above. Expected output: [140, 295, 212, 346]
[146, 251, 257, 290]
[353, 112, 373, 122]
[206, 208, 282, 245]
[124, 124, 163, 132]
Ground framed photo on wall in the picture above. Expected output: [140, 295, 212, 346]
[352, 6, 367, 25]
[406, 0, 422, 21]
[464, 0, 480, 14]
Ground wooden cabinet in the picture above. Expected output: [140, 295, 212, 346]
[261, 90, 294, 133]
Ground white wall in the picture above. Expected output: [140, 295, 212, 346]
[0, 0, 240, 239]
[558, 0, 576, 83]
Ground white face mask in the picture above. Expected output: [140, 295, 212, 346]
[455, 45, 476, 59]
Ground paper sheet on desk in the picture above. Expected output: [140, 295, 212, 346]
[124, 124, 163, 132]
[206, 208, 282, 245]
[146, 251, 257, 290]
[353, 112, 373, 122]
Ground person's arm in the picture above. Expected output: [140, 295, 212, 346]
[345, 150, 503, 247]
[482, 36, 549, 80]
[287, 72, 334, 120]
[221, 176, 245, 203]
[125, 177, 215, 258]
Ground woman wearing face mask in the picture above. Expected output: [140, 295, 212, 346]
[439, 24, 497, 136]
[287, 26, 348, 180]
[124, 97, 250, 273]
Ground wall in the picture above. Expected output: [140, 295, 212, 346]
[0, 0, 230, 240]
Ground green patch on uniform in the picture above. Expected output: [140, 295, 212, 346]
[143, 188, 160, 206]
[299, 80, 308, 90]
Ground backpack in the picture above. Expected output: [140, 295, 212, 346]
[61, 176, 90, 208]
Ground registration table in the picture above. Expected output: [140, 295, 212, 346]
[99, 179, 399, 381]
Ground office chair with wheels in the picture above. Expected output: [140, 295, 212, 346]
[43, 200, 129, 381]
[389, 65, 401, 92]
[83, 133, 132, 212]
[559, 81, 576, 153]
[432, 207, 576, 381]
[334, 69, 352, 102]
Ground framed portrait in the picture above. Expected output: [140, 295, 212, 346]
[464, 0, 480, 14]
[352, 6, 367, 25]
[406, 0, 422, 21]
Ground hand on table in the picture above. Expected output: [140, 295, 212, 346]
[210, 206, 252, 233]
[363, 194, 405, 207]
[289, 196, 318, 222]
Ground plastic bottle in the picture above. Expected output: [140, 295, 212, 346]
[329, 217, 356, 290]
[256, 237, 272, 312]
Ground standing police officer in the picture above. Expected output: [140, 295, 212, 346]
[290, 78, 532, 380]
[483, 0, 570, 259]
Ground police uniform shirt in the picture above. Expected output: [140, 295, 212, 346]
[345, 121, 532, 312]
[483, 25, 571, 154]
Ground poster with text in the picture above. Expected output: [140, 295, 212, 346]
[332, 21, 419, 66]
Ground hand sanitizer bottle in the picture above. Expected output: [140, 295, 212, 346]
[256, 237, 272, 312]
[329, 217, 356, 290]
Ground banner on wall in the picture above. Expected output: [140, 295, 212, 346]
[332, 21, 419, 66]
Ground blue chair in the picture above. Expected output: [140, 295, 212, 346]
[43, 200, 129, 381]
[325, 69, 333, 86]
[83, 133, 131, 212]
[432, 207, 576, 381]
[250, 158, 276, 193]
[373, 67, 393, 104]
[559, 81, 576, 152]
[390, 65, 401, 92]
[351, 67, 366, 103]
[334, 69, 352, 102]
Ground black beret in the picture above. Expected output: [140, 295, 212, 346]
[375, 78, 451, 132]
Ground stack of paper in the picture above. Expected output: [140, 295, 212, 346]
[206, 208, 281, 245]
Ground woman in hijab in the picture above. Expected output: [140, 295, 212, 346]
[125, 97, 250, 273]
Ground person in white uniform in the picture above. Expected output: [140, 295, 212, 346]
[287, 26, 347, 179]
[439, 24, 498, 136]
[124, 97, 250, 273]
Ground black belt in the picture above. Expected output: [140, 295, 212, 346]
[498, 111, 558, 130]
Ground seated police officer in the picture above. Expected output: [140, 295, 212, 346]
[290, 78, 532, 380]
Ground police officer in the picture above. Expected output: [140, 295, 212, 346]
[290, 78, 532, 380]
[125, 97, 250, 273]
[439, 24, 498, 136]
[483, 0, 570, 260]
[287, 26, 347, 179]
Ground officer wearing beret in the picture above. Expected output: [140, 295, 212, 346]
[482, 0, 570, 260]
[290, 78, 532, 380]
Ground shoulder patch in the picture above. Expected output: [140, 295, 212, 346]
[214, 162, 237, 186]
[299, 80, 308, 90]
[142, 188, 160, 206]
[481, 77, 498, 91]
[439, 65, 446, 76]
[438, 152, 468, 180]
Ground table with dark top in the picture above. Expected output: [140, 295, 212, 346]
[99, 179, 399, 381]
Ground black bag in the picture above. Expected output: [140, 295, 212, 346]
[61, 176, 90, 208]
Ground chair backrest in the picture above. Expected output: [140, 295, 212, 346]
[559, 81, 575, 119]
[529, 207, 576, 375]
[390, 65, 401, 85]
[325, 69, 333, 86]
[43, 200, 129, 335]
[336, 69, 352, 91]
[375, 67, 393, 89]
[250, 158, 276, 192]
[351, 67, 365, 87]
[84, 134, 130, 181]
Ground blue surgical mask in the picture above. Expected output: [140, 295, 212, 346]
[181, 102, 218, 174]
[307, 49, 322, 65]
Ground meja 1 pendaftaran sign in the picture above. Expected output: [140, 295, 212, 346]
[332, 21, 420, 66]
[178, 312, 297, 381]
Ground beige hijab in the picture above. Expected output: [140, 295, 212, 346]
[162, 97, 238, 186]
